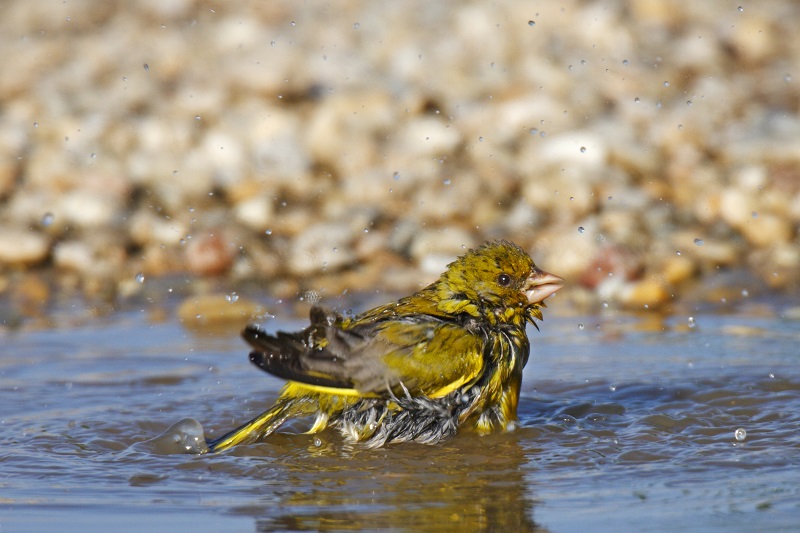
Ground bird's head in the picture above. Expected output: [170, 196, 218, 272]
[435, 241, 564, 325]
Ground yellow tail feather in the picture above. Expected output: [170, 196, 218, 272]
[206, 397, 311, 452]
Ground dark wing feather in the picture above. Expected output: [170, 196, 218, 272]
[242, 305, 487, 399]
[243, 326, 355, 389]
[243, 306, 381, 391]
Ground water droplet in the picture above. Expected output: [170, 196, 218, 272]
[135, 272, 145, 284]
[442, 178, 451, 185]
[580, 146, 586, 153]
[313, 438, 322, 447]
[195, 115, 201, 121]
[694, 238, 704, 246]
[33, 122, 39, 128]
[41, 212, 54, 227]
[578, 323, 584, 330]
[784, 74, 792, 83]
[602, 301, 609, 308]
[622, 59, 629, 66]
[578, 226, 585, 233]
[663, 81, 670, 87]
[393, 171, 400, 180]
[527, 20, 536, 27]
[143, 63, 150, 71]
[265, 229, 272, 235]
[122, 76, 127, 82]
[90, 152, 96, 159]
[737, 5, 744, 12]
[478, 136, 484, 142]
[634, 97, 640, 103]
[529, 128, 538, 135]
[741, 289, 749, 297]
[609, 385, 616, 392]
[687, 316, 696, 328]
[734, 428, 746, 441]
[353, 22, 360, 29]
[686, 100, 692, 106]
[225, 292, 239, 303]
[676, 250, 682, 256]
[751, 211, 758, 218]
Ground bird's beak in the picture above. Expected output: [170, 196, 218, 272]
[523, 269, 565, 304]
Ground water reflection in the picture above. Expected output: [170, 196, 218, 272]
[223, 432, 546, 532]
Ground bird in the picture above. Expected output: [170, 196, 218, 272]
[206, 240, 563, 452]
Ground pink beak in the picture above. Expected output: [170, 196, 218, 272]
[524, 269, 565, 304]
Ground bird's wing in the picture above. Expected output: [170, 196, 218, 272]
[244, 306, 487, 399]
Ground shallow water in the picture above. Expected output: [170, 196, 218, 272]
[1, 300, 799, 532]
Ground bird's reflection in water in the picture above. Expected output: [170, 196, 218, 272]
[226, 429, 547, 532]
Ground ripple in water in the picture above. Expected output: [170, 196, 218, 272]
[136, 418, 209, 455]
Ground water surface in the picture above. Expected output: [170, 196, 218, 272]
[1, 301, 799, 532]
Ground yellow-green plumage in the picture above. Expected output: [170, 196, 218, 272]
[207, 240, 563, 452]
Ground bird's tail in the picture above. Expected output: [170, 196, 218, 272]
[206, 396, 313, 453]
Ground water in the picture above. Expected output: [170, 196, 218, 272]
[1, 301, 799, 532]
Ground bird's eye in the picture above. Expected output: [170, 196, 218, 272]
[497, 273, 512, 286]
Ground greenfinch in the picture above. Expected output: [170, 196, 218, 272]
[207, 240, 563, 452]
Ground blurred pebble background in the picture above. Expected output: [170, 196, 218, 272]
[0, 0, 798, 321]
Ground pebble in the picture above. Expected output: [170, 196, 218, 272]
[0, 2, 797, 312]
[185, 233, 237, 276]
[662, 255, 696, 286]
[177, 293, 265, 330]
[619, 278, 672, 310]
[234, 195, 274, 232]
[289, 222, 356, 276]
[0, 228, 50, 266]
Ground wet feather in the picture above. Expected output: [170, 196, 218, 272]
[207, 240, 563, 452]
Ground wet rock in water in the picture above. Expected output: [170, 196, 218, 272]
[0, 228, 50, 266]
[137, 418, 209, 455]
[618, 278, 672, 310]
[177, 293, 265, 329]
